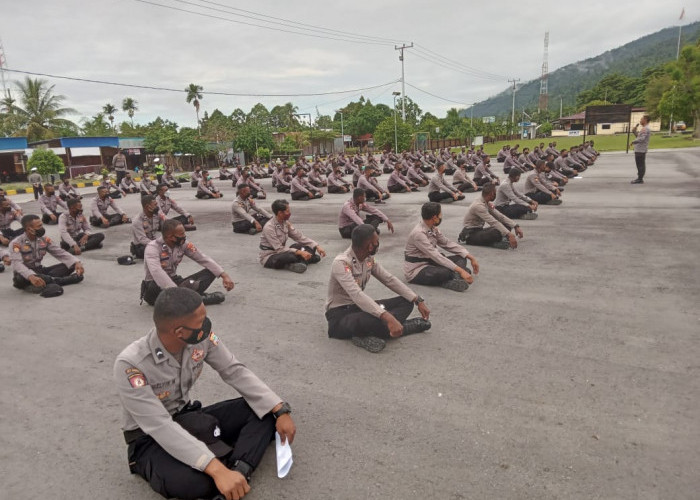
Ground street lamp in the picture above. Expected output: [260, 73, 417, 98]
[392, 91, 401, 153]
[335, 109, 345, 153]
[292, 113, 313, 156]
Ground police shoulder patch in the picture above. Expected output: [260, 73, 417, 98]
[186, 242, 197, 252]
[209, 332, 219, 346]
[125, 367, 148, 388]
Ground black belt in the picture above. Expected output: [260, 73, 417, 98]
[404, 254, 434, 264]
[123, 400, 201, 444]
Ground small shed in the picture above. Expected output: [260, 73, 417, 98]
[0, 137, 28, 181]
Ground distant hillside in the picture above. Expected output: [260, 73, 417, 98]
[464, 21, 700, 118]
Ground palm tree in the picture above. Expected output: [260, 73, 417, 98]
[11, 77, 77, 142]
[121, 97, 138, 126]
[185, 83, 203, 130]
[102, 103, 117, 133]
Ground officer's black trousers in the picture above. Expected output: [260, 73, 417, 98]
[232, 214, 270, 234]
[90, 213, 124, 227]
[41, 210, 62, 225]
[635, 152, 646, 180]
[128, 398, 276, 500]
[13, 264, 74, 292]
[60, 232, 105, 253]
[263, 244, 316, 269]
[459, 227, 503, 247]
[116, 170, 126, 186]
[526, 191, 554, 205]
[325, 296, 414, 340]
[142, 269, 217, 305]
[388, 184, 408, 193]
[2, 227, 24, 239]
[496, 204, 530, 220]
[338, 214, 383, 239]
[130, 242, 146, 259]
[327, 184, 348, 193]
[453, 182, 478, 193]
[409, 255, 467, 286]
[428, 191, 454, 203]
[276, 185, 290, 193]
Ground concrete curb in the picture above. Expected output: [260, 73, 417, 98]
[3, 180, 103, 196]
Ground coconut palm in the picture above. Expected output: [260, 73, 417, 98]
[185, 83, 203, 129]
[121, 97, 138, 126]
[103, 103, 118, 133]
[11, 77, 77, 142]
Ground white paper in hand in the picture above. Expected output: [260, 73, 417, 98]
[275, 431, 293, 478]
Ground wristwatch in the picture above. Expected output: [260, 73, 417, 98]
[414, 296, 425, 304]
[273, 402, 292, 419]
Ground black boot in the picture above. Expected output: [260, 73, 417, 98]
[402, 318, 431, 335]
[53, 274, 84, 286]
[202, 292, 225, 305]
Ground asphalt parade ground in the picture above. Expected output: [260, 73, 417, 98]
[2, 148, 699, 500]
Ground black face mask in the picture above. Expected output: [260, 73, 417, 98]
[174, 236, 186, 246]
[179, 316, 212, 345]
[152, 207, 160, 215]
[369, 243, 379, 256]
[434, 217, 442, 227]
[34, 227, 46, 238]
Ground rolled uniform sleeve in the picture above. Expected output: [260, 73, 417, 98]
[204, 337, 281, 418]
[183, 241, 224, 278]
[113, 359, 215, 471]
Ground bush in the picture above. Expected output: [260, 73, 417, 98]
[256, 147, 271, 160]
[27, 149, 64, 176]
[344, 147, 359, 155]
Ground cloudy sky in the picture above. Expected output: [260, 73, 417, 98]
[2, 0, 694, 129]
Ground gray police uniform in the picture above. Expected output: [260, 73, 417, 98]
[325, 247, 419, 340]
[258, 219, 318, 269]
[58, 211, 105, 253]
[156, 195, 191, 226]
[404, 221, 470, 286]
[90, 196, 127, 227]
[131, 211, 163, 259]
[10, 233, 80, 292]
[141, 237, 224, 305]
[38, 193, 67, 224]
[231, 196, 271, 234]
[114, 327, 280, 499]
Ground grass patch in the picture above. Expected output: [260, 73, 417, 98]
[468, 132, 699, 156]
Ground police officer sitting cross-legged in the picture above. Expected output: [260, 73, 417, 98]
[325, 224, 431, 353]
[10, 214, 85, 296]
[59, 198, 105, 255]
[404, 202, 478, 293]
[114, 287, 296, 500]
[259, 199, 326, 274]
[141, 220, 234, 306]
[131, 195, 163, 259]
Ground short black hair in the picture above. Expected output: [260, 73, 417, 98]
[237, 183, 249, 192]
[508, 168, 522, 179]
[482, 183, 497, 197]
[67, 198, 81, 209]
[161, 219, 182, 236]
[141, 194, 156, 207]
[156, 183, 168, 193]
[271, 199, 289, 215]
[21, 214, 40, 229]
[153, 287, 202, 326]
[421, 202, 441, 220]
[352, 188, 365, 200]
[97, 186, 108, 194]
[351, 223, 377, 248]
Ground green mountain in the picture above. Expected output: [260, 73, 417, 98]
[464, 21, 700, 118]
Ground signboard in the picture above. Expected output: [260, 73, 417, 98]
[568, 130, 582, 137]
[585, 104, 632, 124]
[343, 135, 352, 142]
[472, 136, 484, 146]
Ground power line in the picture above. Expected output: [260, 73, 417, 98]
[3, 68, 400, 97]
[404, 82, 470, 106]
[410, 49, 504, 82]
[189, 0, 405, 45]
[135, 0, 394, 46]
[414, 43, 508, 80]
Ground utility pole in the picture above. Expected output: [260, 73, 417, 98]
[508, 78, 520, 136]
[0, 36, 9, 99]
[669, 9, 684, 135]
[394, 43, 413, 122]
[335, 109, 345, 153]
